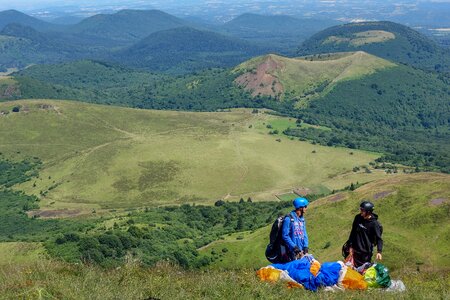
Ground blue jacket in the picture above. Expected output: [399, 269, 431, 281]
[282, 211, 308, 253]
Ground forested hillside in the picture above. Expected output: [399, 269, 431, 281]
[298, 21, 450, 72]
[0, 9, 62, 31]
[67, 9, 189, 43]
[113, 27, 268, 73]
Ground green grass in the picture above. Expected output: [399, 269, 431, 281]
[0, 242, 45, 265]
[0, 100, 384, 210]
[0, 258, 448, 299]
[201, 173, 450, 272]
[323, 30, 396, 46]
[276, 192, 298, 201]
[0, 173, 448, 298]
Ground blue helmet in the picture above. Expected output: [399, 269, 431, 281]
[293, 197, 309, 209]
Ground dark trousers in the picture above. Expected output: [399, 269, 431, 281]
[353, 251, 372, 268]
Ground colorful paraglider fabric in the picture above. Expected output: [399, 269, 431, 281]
[340, 267, 368, 290]
[364, 266, 380, 288]
[257, 256, 402, 292]
[314, 262, 342, 287]
[310, 260, 321, 276]
[374, 263, 391, 288]
[272, 256, 318, 291]
[356, 262, 372, 274]
[256, 266, 303, 288]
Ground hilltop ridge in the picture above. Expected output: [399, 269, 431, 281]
[233, 51, 395, 102]
[298, 21, 450, 72]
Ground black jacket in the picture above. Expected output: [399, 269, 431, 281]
[348, 213, 383, 254]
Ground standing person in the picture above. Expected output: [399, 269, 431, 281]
[346, 201, 383, 267]
[282, 197, 309, 261]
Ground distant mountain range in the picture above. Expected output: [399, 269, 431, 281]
[0, 9, 344, 71]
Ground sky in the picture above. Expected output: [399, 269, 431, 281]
[1, 0, 450, 25]
[2, 0, 450, 11]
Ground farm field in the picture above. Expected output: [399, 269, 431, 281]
[0, 100, 386, 212]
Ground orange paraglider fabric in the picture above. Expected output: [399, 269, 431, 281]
[256, 267, 304, 289]
[310, 260, 321, 276]
[341, 268, 368, 290]
[256, 267, 282, 282]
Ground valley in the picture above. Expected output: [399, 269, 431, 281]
[0, 4, 449, 298]
[1, 100, 381, 211]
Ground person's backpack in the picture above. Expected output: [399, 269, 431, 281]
[265, 214, 294, 263]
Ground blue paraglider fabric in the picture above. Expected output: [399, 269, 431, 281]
[272, 256, 318, 291]
[314, 262, 341, 287]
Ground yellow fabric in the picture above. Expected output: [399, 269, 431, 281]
[256, 267, 304, 289]
[256, 267, 282, 282]
[364, 266, 379, 288]
[341, 268, 368, 290]
[310, 260, 321, 276]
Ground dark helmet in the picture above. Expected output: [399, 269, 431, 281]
[360, 200, 374, 212]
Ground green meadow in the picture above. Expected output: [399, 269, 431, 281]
[0, 100, 383, 212]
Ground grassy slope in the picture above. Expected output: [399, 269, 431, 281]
[0, 100, 383, 211]
[0, 242, 45, 265]
[233, 51, 395, 102]
[1, 259, 447, 299]
[201, 173, 450, 272]
[0, 173, 449, 298]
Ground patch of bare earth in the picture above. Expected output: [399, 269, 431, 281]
[234, 56, 284, 98]
[293, 187, 312, 197]
[429, 198, 448, 206]
[27, 209, 82, 219]
[327, 194, 345, 203]
[1, 85, 20, 98]
[373, 190, 394, 200]
[310, 193, 346, 208]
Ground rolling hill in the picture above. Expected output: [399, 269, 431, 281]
[114, 26, 268, 73]
[0, 9, 198, 70]
[0, 9, 62, 31]
[0, 23, 118, 70]
[297, 21, 450, 72]
[68, 9, 189, 43]
[0, 99, 382, 211]
[233, 51, 395, 102]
